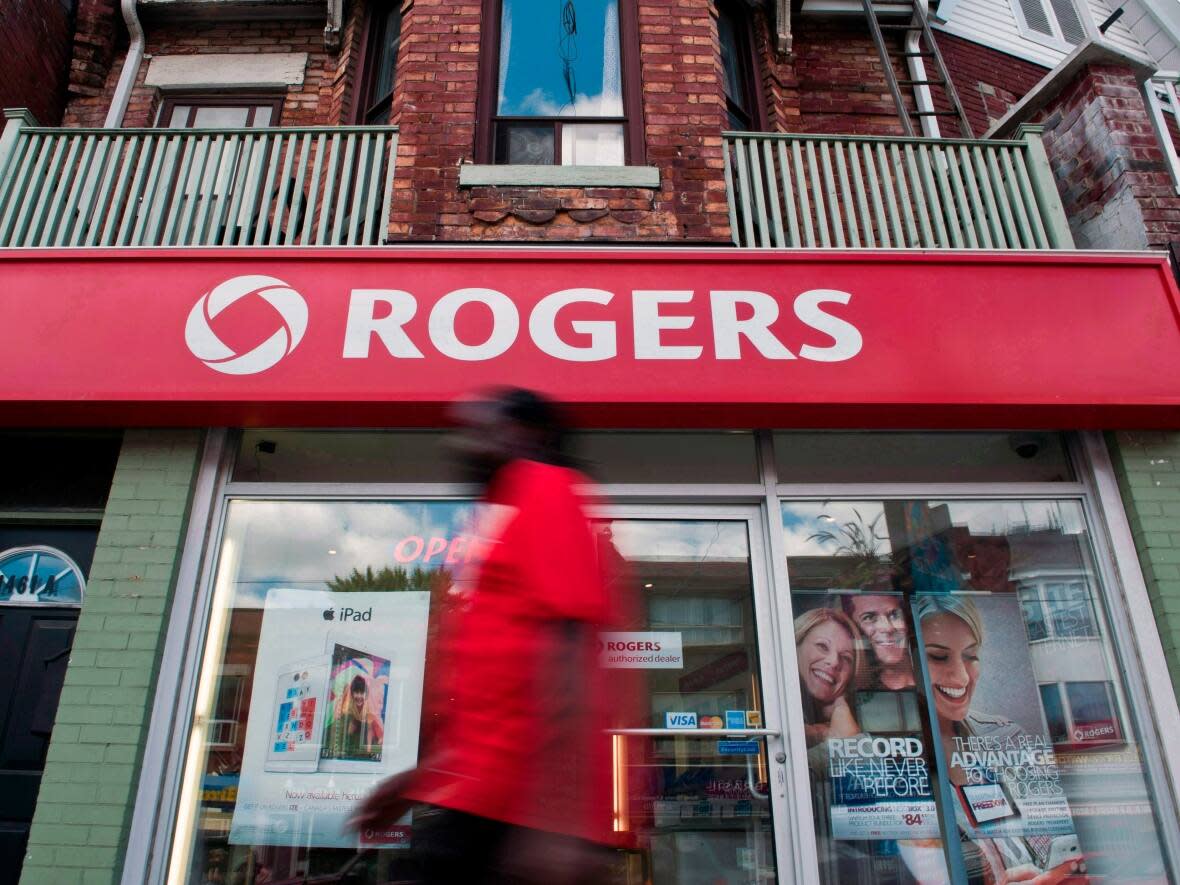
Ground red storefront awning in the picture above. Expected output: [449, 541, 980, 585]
[3, 247, 1179, 428]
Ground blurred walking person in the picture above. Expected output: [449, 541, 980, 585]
[351, 387, 631, 884]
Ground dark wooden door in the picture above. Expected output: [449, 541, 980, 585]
[0, 606, 78, 871]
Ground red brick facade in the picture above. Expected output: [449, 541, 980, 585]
[1037, 62, 1180, 250]
[1, 0, 79, 125]
[933, 31, 1046, 136]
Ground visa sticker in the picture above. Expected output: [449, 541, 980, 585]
[725, 710, 746, 730]
[665, 712, 698, 729]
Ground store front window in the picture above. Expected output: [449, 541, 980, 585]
[781, 498, 1172, 884]
[154, 431, 1179, 885]
[170, 500, 781, 884]
[170, 499, 472, 884]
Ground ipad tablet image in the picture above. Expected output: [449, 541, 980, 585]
[263, 657, 329, 772]
[319, 643, 393, 769]
[959, 780, 1021, 830]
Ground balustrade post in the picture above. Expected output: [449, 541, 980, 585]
[0, 108, 38, 191]
[1017, 124, 1075, 249]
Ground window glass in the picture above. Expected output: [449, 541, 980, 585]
[602, 518, 778, 882]
[170, 504, 779, 884]
[192, 106, 253, 128]
[497, 0, 623, 119]
[162, 100, 279, 129]
[493, 0, 627, 164]
[570, 431, 759, 483]
[1039, 683, 1069, 743]
[717, 2, 756, 130]
[773, 431, 1074, 483]
[232, 431, 458, 483]
[561, 122, 625, 165]
[782, 498, 1171, 884]
[170, 499, 472, 884]
[1065, 681, 1120, 743]
[362, 2, 403, 124]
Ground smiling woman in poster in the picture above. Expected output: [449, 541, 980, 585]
[795, 608, 862, 748]
[906, 594, 1086, 885]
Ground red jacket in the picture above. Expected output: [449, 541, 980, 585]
[404, 459, 628, 844]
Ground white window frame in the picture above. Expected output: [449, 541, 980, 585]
[1145, 75, 1180, 196]
[1010, 0, 1094, 52]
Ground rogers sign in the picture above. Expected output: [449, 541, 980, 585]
[185, 276, 863, 375]
[5, 249, 1180, 428]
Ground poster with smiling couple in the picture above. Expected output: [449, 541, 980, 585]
[793, 590, 1077, 849]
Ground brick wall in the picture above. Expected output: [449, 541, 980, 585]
[65, 18, 339, 129]
[386, 0, 730, 242]
[60, 0, 122, 127]
[786, 15, 907, 136]
[1108, 431, 1180, 694]
[934, 31, 1046, 137]
[1037, 62, 1180, 250]
[20, 430, 203, 885]
[1, 0, 78, 125]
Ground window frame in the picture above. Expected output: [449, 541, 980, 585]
[715, 0, 767, 133]
[1010, 0, 1094, 52]
[156, 93, 285, 129]
[475, 0, 646, 165]
[353, 0, 404, 125]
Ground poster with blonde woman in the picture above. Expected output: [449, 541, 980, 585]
[911, 593, 1085, 883]
[794, 599, 940, 843]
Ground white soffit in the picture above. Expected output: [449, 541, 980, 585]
[145, 53, 308, 89]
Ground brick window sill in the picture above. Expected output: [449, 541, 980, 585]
[458, 164, 660, 188]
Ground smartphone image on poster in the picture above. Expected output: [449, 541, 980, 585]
[318, 643, 395, 773]
[959, 780, 1021, 830]
[264, 656, 330, 772]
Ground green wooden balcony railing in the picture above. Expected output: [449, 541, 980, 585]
[723, 126, 1074, 249]
[0, 109, 398, 248]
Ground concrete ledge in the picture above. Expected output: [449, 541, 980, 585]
[986, 38, 1158, 139]
[458, 164, 660, 188]
[145, 53, 309, 89]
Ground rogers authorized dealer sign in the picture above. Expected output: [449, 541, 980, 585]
[2, 248, 1179, 427]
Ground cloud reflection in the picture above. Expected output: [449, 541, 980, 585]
[222, 500, 473, 607]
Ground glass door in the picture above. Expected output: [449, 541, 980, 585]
[598, 507, 792, 885]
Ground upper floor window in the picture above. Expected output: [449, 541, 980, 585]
[358, 1, 404, 124]
[1012, 0, 1089, 49]
[477, 0, 643, 165]
[717, 1, 763, 131]
[158, 95, 283, 128]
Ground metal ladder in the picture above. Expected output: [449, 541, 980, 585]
[860, 0, 973, 137]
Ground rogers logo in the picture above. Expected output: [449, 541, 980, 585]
[185, 275, 308, 375]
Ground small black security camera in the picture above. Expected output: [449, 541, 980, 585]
[256, 439, 277, 455]
[1009, 433, 1043, 459]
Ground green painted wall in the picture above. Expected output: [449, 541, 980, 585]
[1108, 431, 1180, 694]
[21, 430, 204, 885]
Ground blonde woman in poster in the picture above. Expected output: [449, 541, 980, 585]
[795, 607, 863, 748]
[905, 594, 1086, 885]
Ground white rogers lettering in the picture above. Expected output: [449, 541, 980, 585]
[341, 288, 862, 363]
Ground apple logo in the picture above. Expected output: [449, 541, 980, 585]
[322, 609, 335, 621]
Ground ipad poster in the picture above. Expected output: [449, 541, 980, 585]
[229, 587, 430, 849]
